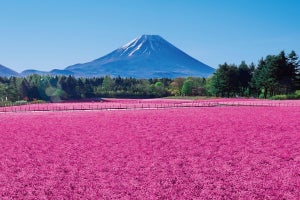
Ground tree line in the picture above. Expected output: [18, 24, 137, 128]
[0, 50, 299, 104]
[0, 75, 208, 103]
[207, 50, 299, 99]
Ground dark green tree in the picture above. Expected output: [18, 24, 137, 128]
[210, 63, 239, 97]
[238, 61, 252, 96]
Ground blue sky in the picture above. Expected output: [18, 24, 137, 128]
[1, 0, 299, 72]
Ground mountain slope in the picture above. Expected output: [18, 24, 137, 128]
[0, 64, 19, 77]
[66, 35, 215, 78]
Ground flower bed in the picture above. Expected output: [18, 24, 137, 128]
[0, 105, 300, 198]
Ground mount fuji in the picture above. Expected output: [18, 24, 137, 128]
[0, 35, 215, 78]
[66, 35, 215, 78]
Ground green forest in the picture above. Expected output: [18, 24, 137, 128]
[0, 50, 299, 105]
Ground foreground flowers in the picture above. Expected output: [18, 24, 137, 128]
[0, 103, 300, 199]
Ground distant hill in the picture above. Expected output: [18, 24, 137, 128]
[0, 64, 19, 77]
[49, 69, 74, 76]
[21, 69, 49, 76]
[20, 69, 74, 76]
[66, 35, 215, 78]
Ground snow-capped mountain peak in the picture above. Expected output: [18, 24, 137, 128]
[119, 35, 164, 57]
[65, 34, 215, 78]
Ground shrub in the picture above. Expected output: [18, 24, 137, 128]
[270, 95, 288, 100]
[15, 100, 28, 105]
[271, 92, 300, 100]
[0, 101, 13, 107]
[295, 90, 300, 98]
[32, 100, 46, 104]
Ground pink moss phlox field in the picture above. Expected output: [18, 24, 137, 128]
[1, 104, 300, 198]
[0, 98, 299, 112]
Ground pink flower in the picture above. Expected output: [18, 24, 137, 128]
[0, 100, 299, 198]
